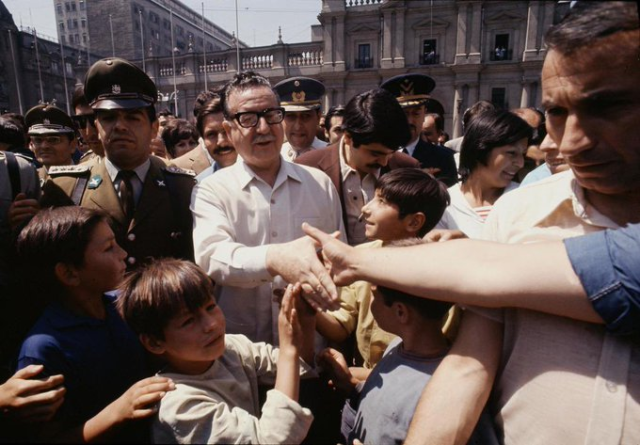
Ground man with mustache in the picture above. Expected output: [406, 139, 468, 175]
[171, 94, 238, 181]
[41, 57, 195, 270]
[296, 89, 419, 246]
[381, 74, 458, 187]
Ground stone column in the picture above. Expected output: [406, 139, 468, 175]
[334, 15, 346, 70]
[467, 2, 482, 63]
[520, 81, 531, 108]
[452, 84, 464, 138]
[523, 1, 541, 62]
[381, 9, 394, 68]
[455, 3, 468, 64]
[394, 8, 405, 67]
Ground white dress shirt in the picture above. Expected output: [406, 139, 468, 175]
[281, 137, 328, 162]
[191, 156, 345, 345]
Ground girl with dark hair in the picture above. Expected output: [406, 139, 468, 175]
[435, 109, 532, 238]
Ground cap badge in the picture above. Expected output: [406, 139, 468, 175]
[43, 118, 51, 125]
[400, 80, 414, 96]
[294, 80, 300, 87]
[112, 84, 121, 94]
[292, 91, 306, 103]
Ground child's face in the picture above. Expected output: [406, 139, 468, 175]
[75, 221, 127, 294]
[361, 190, 412, 242]
[157, 296, 226, 375]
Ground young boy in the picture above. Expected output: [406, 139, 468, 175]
[15, 207, 174, 442]
[316, 168, 450, 370]
[117, 258, 317, 444]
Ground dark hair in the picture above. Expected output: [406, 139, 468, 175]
[425, 113, 444, 133]
[117, 258, 215, 340]
[377, 239, 452, 321]
[545, 1, 638, 55]
[193, 89, 220, 117]
[222, 71, 274, 118]
[196, 95, 224, 136]
[459, 110, 532, 182]
[0, 116, 26, 147]
[323, 105, 345, 132]
[462, 100, 495, 132]
[376, 168, 450, 237]
[158, 108, 175, 119]
[161, 118, 200, 158]
[16, 207, 107, 299]
[343, 89, 411, 149]
[71, 86, 88, 110]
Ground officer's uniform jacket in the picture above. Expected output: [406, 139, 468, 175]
[170, 143, 211, 175]
[41, 156, 195, 269]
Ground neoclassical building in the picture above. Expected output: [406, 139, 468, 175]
[141, 0, 566, 137]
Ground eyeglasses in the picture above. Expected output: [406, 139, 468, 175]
[31, 135, 64, 146]
[72, 114, 96, 129]
[229, 107, 285, 129]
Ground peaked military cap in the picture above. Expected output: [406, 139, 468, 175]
[25, 104, 75, 135]
[84, 57, 157, 110]
[380, 74, 436, 108]
[274, 77, 325, 112]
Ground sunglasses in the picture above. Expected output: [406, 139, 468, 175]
[72, 114, 96, 129]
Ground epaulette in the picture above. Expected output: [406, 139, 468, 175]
[48, 164, 91, 176]
[163, 165, 195, 177]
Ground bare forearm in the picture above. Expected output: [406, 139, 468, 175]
[315, 312, 349, 343]
[275, 348, 299, 402]
[351, 240, 601, 324]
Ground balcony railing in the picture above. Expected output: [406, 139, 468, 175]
[345, 0, 384, 7]
[199, 58, 228, 73]
[490, 48, 513, 61]
[420, 53, 440, 65]
[355, 57, 374, 69]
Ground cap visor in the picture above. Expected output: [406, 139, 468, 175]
[283, 104, 321, 112]
[28, 129, 74, 135]
[92, 98, 153, 110]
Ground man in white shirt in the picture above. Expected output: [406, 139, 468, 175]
[274, 77, 327, 162]
[191, 71, 345, 345]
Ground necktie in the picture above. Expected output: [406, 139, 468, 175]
[118, 170, 136, 221]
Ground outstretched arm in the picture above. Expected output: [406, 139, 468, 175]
[303, 223, 601, 324]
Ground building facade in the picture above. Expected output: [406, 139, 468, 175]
[53, 0, 240, 61]
[0, 1, 101, 115]
[144, 0, 563, 137]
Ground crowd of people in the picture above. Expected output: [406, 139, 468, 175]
[0, 1, 638, 444]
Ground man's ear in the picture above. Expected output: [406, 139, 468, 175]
[139, 333, 166, 355]
[151, 119, 160, 137]
[54, 262, 80, 287]
[393, 302, 410, 324]
[222, 119, 233, 139]
[404, 212, 426, 235]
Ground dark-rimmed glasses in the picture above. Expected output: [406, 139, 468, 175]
[229, 107, 285, 129]
[72, 114, 96, 129]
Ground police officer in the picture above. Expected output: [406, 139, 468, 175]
[41, 57, 195, 269]
[274, 76, 327, 162]
[381, 74, 458, 186]
[24, 104, 78, 183]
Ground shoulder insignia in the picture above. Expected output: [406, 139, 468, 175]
[48, 164, 91, 176]
[163, 165, 195, 176]
[88, 175, 103, 189]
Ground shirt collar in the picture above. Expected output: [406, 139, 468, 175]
[46, 294, 117, 330]
[404, 137, 420, 157]
[234, 155, 302, 190]
[105, 157, 151, 183]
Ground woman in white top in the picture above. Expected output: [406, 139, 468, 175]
[436, 109, 532, 238]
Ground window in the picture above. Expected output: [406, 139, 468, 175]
[56, 3, 63, 14]
[491, 88, 507, 110]
[83, 34, 87, 43]
[421, 39, 438, 65]
[71, 2, 76, 11]
[65, 2, 70, 12]
[73, 19, 78, 29]
[59, 22, 65, 31]
[79, 0, 85, 10]
[66, 62, 73, 75]
[81, 19, 86, 28]
[61, 35, 66, 44]
[492, 34, 512, 61]
[356, 43, 372, 69]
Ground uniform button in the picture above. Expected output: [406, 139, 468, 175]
[127, 257, 136, 265]
[606, 381, 618, 393]
[270, 199, 275, 204]
[353, 196, 358, 200]
[271, 231, 278, 237]
[127, 233, 136, 241]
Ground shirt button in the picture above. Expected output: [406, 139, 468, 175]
[353, 196, 358, 200]
[271, 231, 278, 237]
[605, 381, 618, 393]
[127, 257, 136, 265]
[127, 233, 136, 241]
